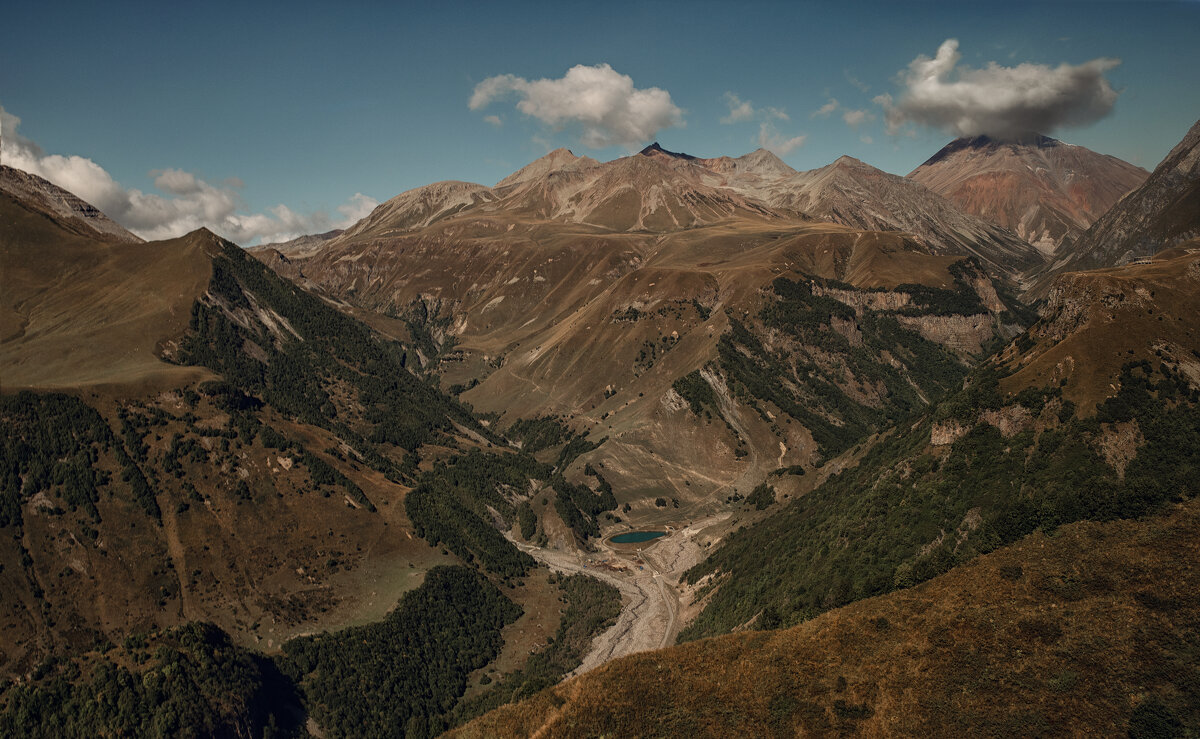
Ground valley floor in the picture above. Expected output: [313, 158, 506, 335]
[509, 512, 729, 674]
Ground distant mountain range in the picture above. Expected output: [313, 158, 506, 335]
[909, 134, 1148, 256]
[266, 131, 1155, 289]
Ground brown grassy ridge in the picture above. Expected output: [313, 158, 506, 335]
[451, 497, 1200, 737]
[999, 247, 1200, 412]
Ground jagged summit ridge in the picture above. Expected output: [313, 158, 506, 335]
[638, 142, 697, 160]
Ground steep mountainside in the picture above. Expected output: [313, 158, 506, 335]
[0, 181, 504, 675]
[455, 497, 1200, 738]
[1038, 118, 1200, 288]
[908, 134, 1147, 255]
[675, 248, 1199, 640]
[1, 193, 211, 390]
[1, 176, 636, 736]
[261, 197, 1024, 519]
[0, 164, 142, 243]
[752, 155, 1045, 279]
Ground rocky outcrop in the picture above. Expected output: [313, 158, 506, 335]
[812, 284, 912, 312]
[931, 420, 969, 446]
[1037, 269, 1154, 343]
[897, 313, 995, 354]
[979, 405, 1034, 438]
[1094, 419, 1144, 478]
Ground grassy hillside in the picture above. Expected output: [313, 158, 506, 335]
[0, 195, 214, 390]
[680, 357, 1199, 639]
[677, 248, 1200, 640]
[453, 496, 1200, 737]
[2, 186, 629, 734]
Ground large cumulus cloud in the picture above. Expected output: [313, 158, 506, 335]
[876, 40, 1121, 139]
[470, 64, 683, 148]
[1, 104, 377, 245]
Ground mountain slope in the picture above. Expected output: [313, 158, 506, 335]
[677, 247, 1200, 640]
[1040, 118, 1200, 284]
[0, 180, 516, 679]
[454, 496, 1200, 738]
[454, 249, 1200, 737]
[265, 193, 1021, 520]
[252, 144, 1038, 514]
[751, 155, 1046, 279]
[1, 191, 213, 390]
[0, 164, 142, 244]
[908, 134, 1147, 255]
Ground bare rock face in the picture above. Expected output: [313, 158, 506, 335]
[897, 313, 996, 355]
[979, 405, 1034, 438]
[1094, 419, 1144, 478]
[0, 164, 143, 243]
[908, 134, 1147, 256]
[811, 284, 913, 312]
[931, 419, 969, 446]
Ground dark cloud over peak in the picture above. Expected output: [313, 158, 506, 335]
[877, 39, 1121, 140]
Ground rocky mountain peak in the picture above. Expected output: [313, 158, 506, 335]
[909, 132, 1147, 255]
[638, 142, 696, 160]
[496, 147, 597, 188]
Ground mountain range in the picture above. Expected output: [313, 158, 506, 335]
[2, 118, 1198, 736]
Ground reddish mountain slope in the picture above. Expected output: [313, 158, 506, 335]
[908, 134, 1147, 255]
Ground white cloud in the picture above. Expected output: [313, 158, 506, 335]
[812, 98, 839, 118]
[152, 168, 203, 195]
[1, 104, 377, 245]
[757, 122, 807, 156]
[721, 93, 756, 124]
[470, 63, 683, 148]
[878, 39, 1121, 139]
[722, 93, 787, 125]
[842, 109, 872, 128]
[844, 70, 871, 93]
[483, 114, 503, 127]
[722, 93, 804, 154]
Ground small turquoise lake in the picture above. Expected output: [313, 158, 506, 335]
[610, 530, 667, 544]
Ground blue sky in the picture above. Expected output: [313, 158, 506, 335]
[1, 0, 1197, 243]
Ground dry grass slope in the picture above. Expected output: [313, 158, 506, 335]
[1, 195, 216, 390]
[453, 497, 1200, 737]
